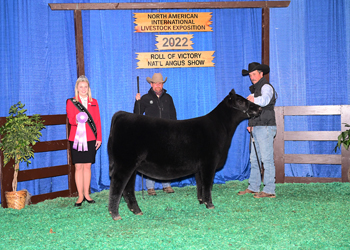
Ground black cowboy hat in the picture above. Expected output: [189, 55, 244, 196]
[242, 62, 270, 76]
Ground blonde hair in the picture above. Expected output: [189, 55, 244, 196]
[74, 75, 92, 102]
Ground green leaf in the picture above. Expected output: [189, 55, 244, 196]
[0, 102, 45, 170]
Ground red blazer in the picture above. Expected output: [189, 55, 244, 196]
[66, 97, 102, 142]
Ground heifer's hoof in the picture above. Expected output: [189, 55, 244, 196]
[198, 199, 204, 204]
[112, 215, 122, 221]
[130, 208, 143, 215]
[204, 202, 215, 209]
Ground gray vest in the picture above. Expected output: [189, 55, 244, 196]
[248, 77, 277, 127]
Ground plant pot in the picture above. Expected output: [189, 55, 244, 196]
[5, 190, 27, 210]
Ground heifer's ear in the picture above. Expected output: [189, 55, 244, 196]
[229, 89, 236, 99]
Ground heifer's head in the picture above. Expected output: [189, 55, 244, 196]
[227, 89, 261, 118]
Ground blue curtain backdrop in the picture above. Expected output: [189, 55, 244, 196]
[1, 0, 349, 203]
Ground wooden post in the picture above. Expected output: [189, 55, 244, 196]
[0, 116, 15, 208]
[262, 7, 270, 82]
[341, 105, 350, 182]
[274, 107, 285, 183]
[66, 117, 77, 196]
[74, 10, 85, 77]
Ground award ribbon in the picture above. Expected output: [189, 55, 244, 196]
[73, 112, 88, 151]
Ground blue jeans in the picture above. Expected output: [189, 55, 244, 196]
[146, 178, 170, 190]
[248, 126, 277, 194]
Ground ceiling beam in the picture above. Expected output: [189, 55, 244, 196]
[49, 1, 290, 11]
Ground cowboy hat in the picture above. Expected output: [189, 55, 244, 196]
[146, 73, 167, 83]
[242, 62, 270, 76]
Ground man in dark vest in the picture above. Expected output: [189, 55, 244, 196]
[238, 62, 277, 198]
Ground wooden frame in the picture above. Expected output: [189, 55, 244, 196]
[49, 1, 291, 78]
[274, 105, 350, 183]
[0, 2, 291, 206]
[0, 115, 77, 208]
[0, 1, 289, 207]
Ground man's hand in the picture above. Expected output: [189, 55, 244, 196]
[135, 93, 141, 101]
[247, 94, 254, 103]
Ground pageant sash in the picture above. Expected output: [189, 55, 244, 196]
[67, 98, 97, 139]
[73, 112, 88, 151]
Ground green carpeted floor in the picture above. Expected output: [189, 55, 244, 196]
[1, 180, 349, 249]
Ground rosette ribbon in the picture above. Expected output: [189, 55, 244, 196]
[73, 112, 88, 151]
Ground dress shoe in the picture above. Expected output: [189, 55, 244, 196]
[84, 197, 96, 203]
[74, 199, 84, 207]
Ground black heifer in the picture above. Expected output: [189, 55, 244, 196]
[108, 89, 261, 220]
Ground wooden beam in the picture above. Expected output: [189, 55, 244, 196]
[284, 154, 342, 165]
[33, 140, 68, 152]
[17, 165, 69, 182]
[74, 10, 85, 77]
[284, 131, 341, 141]
[284, 177, 342, 184]
[262, 7, 269, 82]
[30, 190, 71, 204]
[283, 105, 342, 116]
[49, 2, 290, 10]
[39, 114, 66, 125]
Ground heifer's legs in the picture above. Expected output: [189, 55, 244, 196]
[198, 167, 216, 209]
[108, 172, 124, 220]
[122, 171, 142, 215]
[195, 173, 203, 204]
[108, 161, 136, 220]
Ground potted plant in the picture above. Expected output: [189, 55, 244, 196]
[334, 123, 350, 182]
[0, 102, 45, 209]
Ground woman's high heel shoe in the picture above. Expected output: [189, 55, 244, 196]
[84, 196, 96, 204]
[74, 198, 84, 207]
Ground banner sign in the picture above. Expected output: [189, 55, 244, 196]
[136, 51, 215, 69]
[155, 35, 194, 51]
[134, 12, 212, 33]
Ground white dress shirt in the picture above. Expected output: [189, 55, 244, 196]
[80, 96, 88, 109]
[253, 84, 273, 107]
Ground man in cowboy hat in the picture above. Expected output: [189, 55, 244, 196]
[134, 73, 176, 195]
[238, 62, 277, 198]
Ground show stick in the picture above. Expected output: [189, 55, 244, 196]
[137, 76, 145, 199]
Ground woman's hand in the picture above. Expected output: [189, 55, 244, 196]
[95, 141, 102, 150]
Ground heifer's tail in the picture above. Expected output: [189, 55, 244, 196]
[108, 111, 123, 152]
[109, 112, 120, 132]
[108, 112, 122, 173]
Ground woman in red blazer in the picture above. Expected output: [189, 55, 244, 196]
[66, 75, 102, 207]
